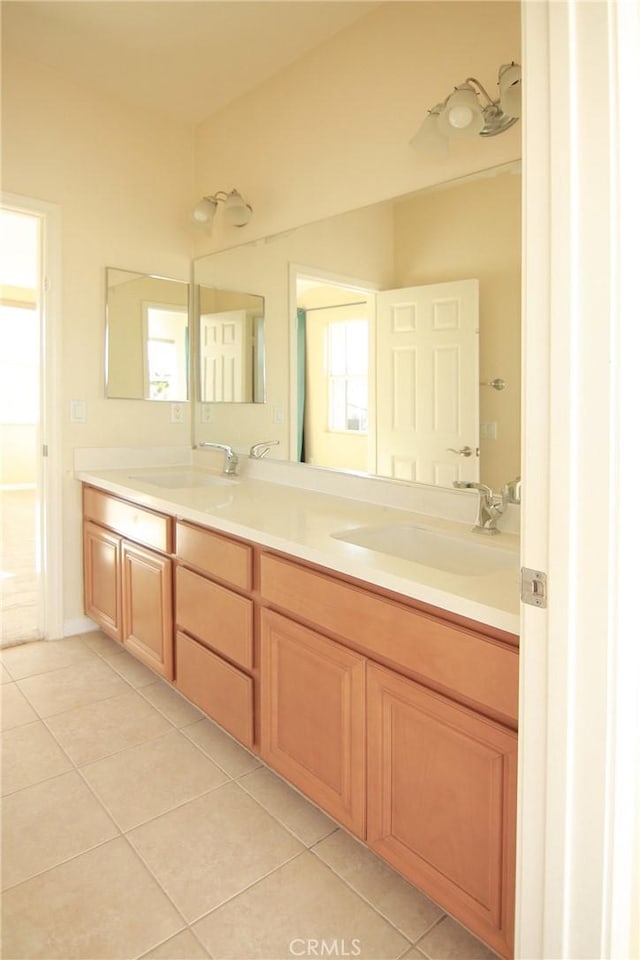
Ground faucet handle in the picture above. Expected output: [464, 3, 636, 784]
[502, 476, 522, 504]
[453, 480, 494, 497]
[249, 440, 280, 459]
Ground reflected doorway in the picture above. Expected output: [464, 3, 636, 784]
[0, 208, 41, 647]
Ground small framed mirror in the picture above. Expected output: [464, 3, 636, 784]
[105, 267, 189, 401]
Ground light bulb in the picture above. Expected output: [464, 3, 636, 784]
[448, 105, 475, 129]
[437, 85, 484, 138]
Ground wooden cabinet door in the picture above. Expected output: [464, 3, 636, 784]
[260, 609, 366, 838]
[122, 540, 173, 681]
[83, 521, 122, 641]
[367, 663, 517, 959]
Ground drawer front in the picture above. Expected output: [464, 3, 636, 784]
[83, 486, 171, 554]
[260, 553, 518, 725]
[176, 520, 252, 591]
[176, 631, 253, 748]
[175, 565, 253, 669]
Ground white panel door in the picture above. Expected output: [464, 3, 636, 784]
[375, 280, 479, 486]
[200, 310, 250, 402]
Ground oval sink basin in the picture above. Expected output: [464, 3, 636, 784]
[331, 523, 517, 576]
[129, 470, 238, 489]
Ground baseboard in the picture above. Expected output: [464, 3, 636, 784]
[63, 616, 98, 637]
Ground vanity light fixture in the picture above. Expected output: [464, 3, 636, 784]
[191, 189, 253, 229]
[410, 62, 521, 154]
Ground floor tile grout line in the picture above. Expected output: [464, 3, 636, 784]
[185, 847, 310, 929]
[45, 711, 206, 772]
[133, 924, 213, 960]
[0, 640, 102, 682]
[309, 844, 424, 952]
[0, 832, 122, 896]
[233, 769, 341, 850]
[175, 719, 262, 780]
[121, 828, 196, 930]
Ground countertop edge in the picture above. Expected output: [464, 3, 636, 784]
[77, 469, 521, 637]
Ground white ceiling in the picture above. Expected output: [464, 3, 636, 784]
[1, 1, 379, 126]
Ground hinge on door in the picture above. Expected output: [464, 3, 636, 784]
[521, 567, 547, 608]
[42, 444, 49, 457]
[44, 277, 51, 292]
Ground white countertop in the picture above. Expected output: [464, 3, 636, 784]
[77, 465, 521, 636]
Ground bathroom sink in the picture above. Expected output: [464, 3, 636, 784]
[331, 523, 517, 576]
[129, 470, 238, 489]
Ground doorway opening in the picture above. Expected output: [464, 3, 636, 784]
[0, 208, 42, 647]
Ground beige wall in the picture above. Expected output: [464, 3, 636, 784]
[194, 2, 521, 256]
[1, 54, 195, 626]
[393, 169, 522, 489]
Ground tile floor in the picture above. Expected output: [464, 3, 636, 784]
[0, 488, 40, 648]
[1, 634, 498, 960]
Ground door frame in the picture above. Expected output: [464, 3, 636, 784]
[518, 3, 640, 957]
[1, 192, 63, 641]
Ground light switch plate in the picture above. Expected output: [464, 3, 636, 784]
[70, 400, 86, 423]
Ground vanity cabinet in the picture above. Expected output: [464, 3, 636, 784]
[82, 486, 174, 680]
[174, 520, 255, 747]
[82, 481, 519, 959]
[260, 608, 366, 838]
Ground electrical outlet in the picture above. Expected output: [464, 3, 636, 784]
[201, 404, 213, 423]
[480, 421, 498, 440]
[170, 404, 185, 424]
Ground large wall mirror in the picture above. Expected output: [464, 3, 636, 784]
[194, 162, 521, 492]
[105, 268, 189, 401]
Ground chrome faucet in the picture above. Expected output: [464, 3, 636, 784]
[249, 440, 280, 459]
[199, 442, 239, 476]
[453, 481, 505, 535]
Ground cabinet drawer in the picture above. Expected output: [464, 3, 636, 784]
[83, 486, 172, 554]
[176, 631, 253, 748]
[175, 565, 253, 669]
[176, 520, 252, 591]
[260, 553, 518, 726]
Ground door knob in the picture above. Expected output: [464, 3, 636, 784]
[447, 446, 473, 457]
